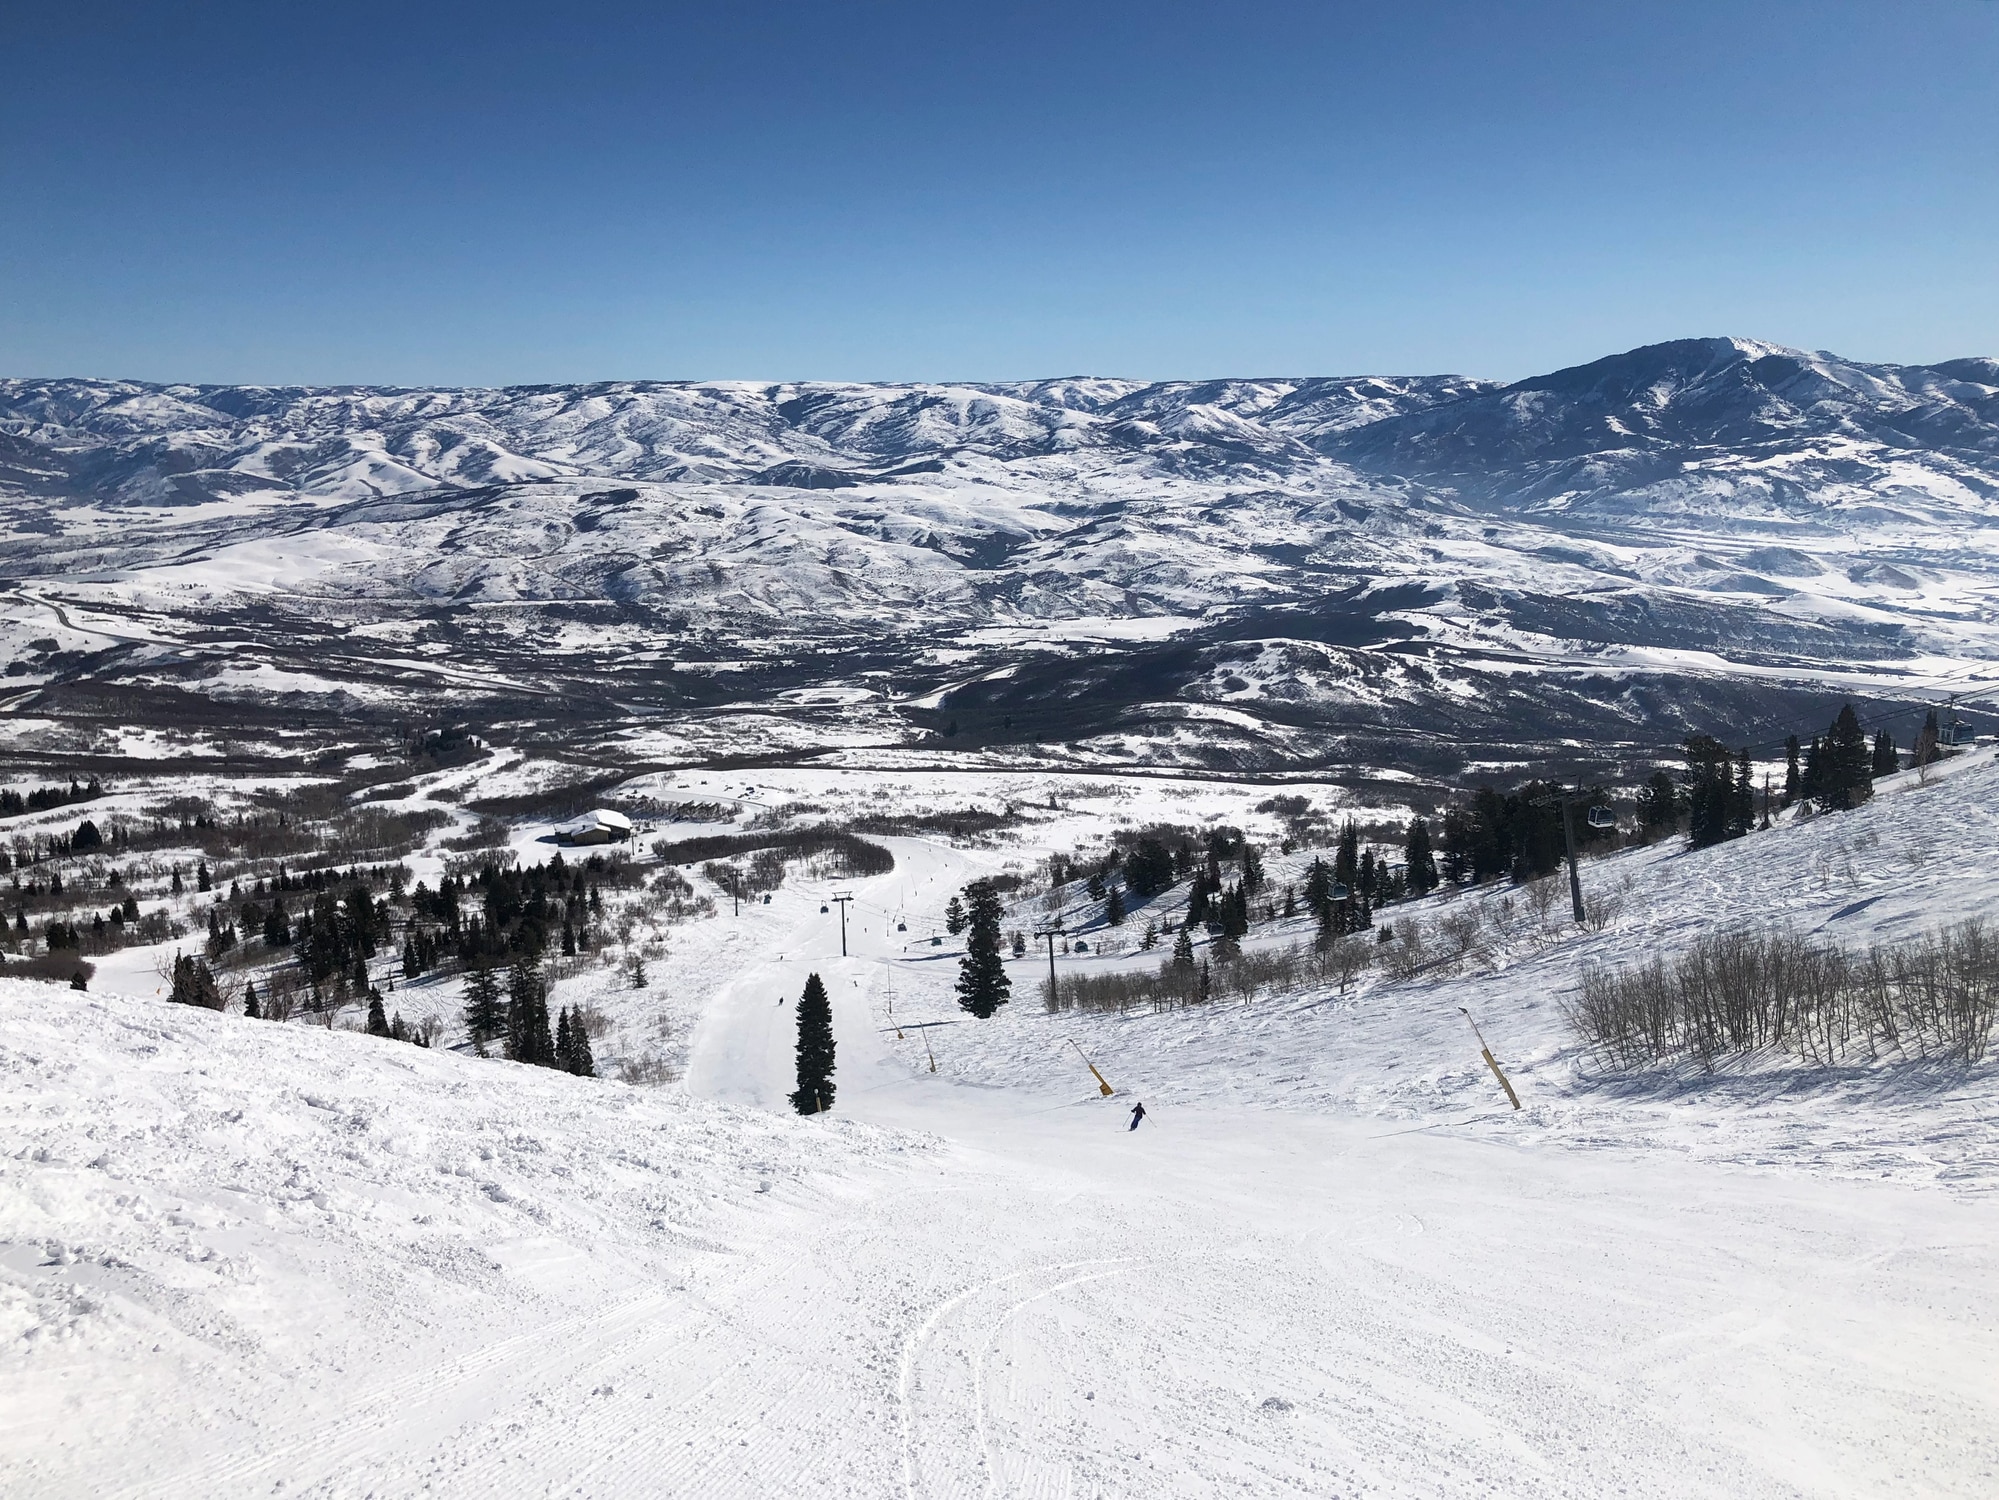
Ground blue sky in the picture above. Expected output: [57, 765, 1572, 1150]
[2, 1, 1995, 384]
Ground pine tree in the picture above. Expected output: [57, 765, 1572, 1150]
[1104, 884, 1125, 926]
[1728, 748, 1755, 838]
[506, 959, 555, 1065]
[1170, 926, 1196, 971]
[462, 961, 504, 1046]
[197, 861, 211, 893]
[1403, 817, 1438, 897]
[1783, 734, 1802, 805]
[955, 880, 1011, 1019]
[1240, 843, 1264, 894]
[168, 952, 223, 1009]
[1819, 704, 1874, 813]
[367, 988, 390, 1036]
[1303, 857, 1331, 923]
[1684, 735, 1736, 848]
[555, 1006, 573, 1066]
[1871, 728, 1899, 777]
[944, 894, 968, 936]
[243, 979, 261, 1019]
[566, 1010, 596, 1077]
[789, 972, 835, 1114]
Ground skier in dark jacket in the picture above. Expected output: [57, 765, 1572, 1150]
[1128, 1101, 1146, 1131]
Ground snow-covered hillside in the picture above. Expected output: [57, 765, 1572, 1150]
[4, 740, 1996, 1496]
[2, 337, 1994, 776]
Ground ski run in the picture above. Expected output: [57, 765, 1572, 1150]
[4, 751, 1998, 1498]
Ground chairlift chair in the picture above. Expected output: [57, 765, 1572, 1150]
[1586, 806, 1616, 830]
[820, 903, 829, 913]
[897, 921, 907, 932]
[1330, 882, 1350, 901]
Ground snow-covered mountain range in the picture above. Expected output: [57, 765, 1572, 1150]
[2, 337, 1995, 776]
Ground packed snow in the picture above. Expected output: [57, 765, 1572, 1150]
[3, 748, 1997, 1496]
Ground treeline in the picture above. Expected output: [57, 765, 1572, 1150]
[0, 777, 102, 816]
[1572, 920, 1998, 1067]
[652, 827, 894, 882]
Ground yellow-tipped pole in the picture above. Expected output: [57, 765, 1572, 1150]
[1459, 1007, 1521, 1110]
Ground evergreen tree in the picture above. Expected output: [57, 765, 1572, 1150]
[1403, 817, 1438, 898]
[168, 952, 223, 1009]
[944, 893, 968, 936]
[1783, 734, 1802, 806]
[1104, 884, 1125, 926]
[506, 959, 555, 1065]
[171, 867, 184, 896]
[1683, 735, 1736, 848]
[1240, 843, 1264, 894]
[1728, 748, 1755, 838]
[554, 1006, 573, 1066]
[1302, 857, 1332, 922]
[366, 988, 390, 1036]
[564, 1009, 597, 1076]
[197, 861, 211, 893]
[789, 972, 835, 1114]
[1635, 769, 1678, 838]
[243, 979, 260, 1019]
[1871, 728, 1899, 777]
[1818, 704, 1874, 813]
[1800, 735, 1825, 805]
[1170, 926, 1196, 972]
[463, 961, 504, 1046]
[955, 879, 1011, 1019]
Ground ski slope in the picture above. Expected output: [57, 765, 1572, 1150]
[5, 760, 1999, 1496]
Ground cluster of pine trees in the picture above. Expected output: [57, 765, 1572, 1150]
[0, 776, 101, 817]
[459, 957, 596, 1074]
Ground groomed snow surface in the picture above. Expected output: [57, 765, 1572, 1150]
[5, 759, 1999, 1497]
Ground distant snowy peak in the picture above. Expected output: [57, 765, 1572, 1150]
[1325, 337, 1999, 515]
[1, 338, 1995, 524]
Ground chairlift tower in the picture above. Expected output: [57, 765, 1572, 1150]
[1034, 922, 1065, 1004]
[830, 893, 854, 957]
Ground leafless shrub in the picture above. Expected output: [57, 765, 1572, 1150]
[441, 817, 510, 852]
[1582, 889, 1624, 932]
[1314, 934, 1375, 995]
[1572, 919, 1999, 1069]
[618, 1050, 677, 1086]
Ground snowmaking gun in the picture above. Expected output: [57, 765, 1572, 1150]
[1459, 1007, 1522, 1111]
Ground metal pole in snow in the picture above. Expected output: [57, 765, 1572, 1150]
[1559, 794, 1584, 926]
[1036, 924, 1063, 1005]
[831, 893, 853, 957]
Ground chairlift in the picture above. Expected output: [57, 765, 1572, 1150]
[1587, 806, 1616, 830]
[762, 894, 771, 905]
[897, 921, 907, 932]
[820, 903, 829, 914]
[931, 935, 942, 947]
[1330, 882, 1350, 901]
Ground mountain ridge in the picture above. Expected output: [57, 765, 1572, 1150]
[0, 337, 1994, 780]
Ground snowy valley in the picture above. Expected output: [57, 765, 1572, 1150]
[1, 335, 1997, 1498]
